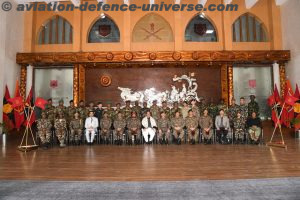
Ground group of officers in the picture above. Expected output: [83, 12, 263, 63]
[36, 95, 262, 149]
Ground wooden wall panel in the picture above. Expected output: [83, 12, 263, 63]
[85, 65, 221, 106]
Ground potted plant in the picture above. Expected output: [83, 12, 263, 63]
[0, 122, 8, 147]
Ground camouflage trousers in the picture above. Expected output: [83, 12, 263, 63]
[101, 129, 111, 138]
[202, 129, 213, 140]
[38, 130, 51, 144]
[70, 129, 82, 141]
[128, 129, 141, 141]
[173, 128, 184, 140]
[55, 129, 66, 145]
[158, 128, 171, 140]
[113, 129, 125, 140]
[248, 127, 261, 142]
[188, 128, 199, 142]
[235, 128, 245, 140]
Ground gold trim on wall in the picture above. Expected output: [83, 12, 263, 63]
[221, 64, 229, 105]
[279, 63, 286, 96]
[73, 64, 79, 106]
[20, 65, 27, 100]
[78, 64, 85, 103]
[228, 64, 234, 105]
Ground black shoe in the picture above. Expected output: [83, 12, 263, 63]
[177, 138, 181, 145]
[165, 139, 169, 145]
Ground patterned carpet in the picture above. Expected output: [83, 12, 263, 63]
[0, 178, 299, 200]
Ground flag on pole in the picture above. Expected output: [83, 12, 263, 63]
[2, 85, 14, 131]
[24, 87, 36, 127]
[12, 80, 24, 130]
[268, 94, 276, 106]
[294, 84, 300, 99]
[35, 98, 48, 110]
[274, 84, 281, 103]
[285, 94, 298, 106]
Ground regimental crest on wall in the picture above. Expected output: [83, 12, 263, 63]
[50, 80, 58, 89]
[194, 24, 207, 36]
[98, 25, 111, 37]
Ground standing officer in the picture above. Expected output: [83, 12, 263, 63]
[45, 98, 56, 124]
[170, 102, 182, 119]
[66, 100, 77, 123]
[248, 95, 260, 117]
[191, 99, 200, 120]
[55, 99, 67, 117]
[238, 97, 248, 123]
[77, 100, 88, 121]
[132, 101, 142, 119]
[160, 101, 171, 119]
[185, 110, 199, 144]
[140, 102, 149, 119]
[150, 100, 160, 121]
[105, 103, 115, 120]
[122, 100, 132, 120]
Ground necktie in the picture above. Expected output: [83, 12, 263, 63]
[148, 117, 152, 128]
[221, 117, 224, 127]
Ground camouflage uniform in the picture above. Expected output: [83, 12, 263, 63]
[127, 117, 141, 141]
[208, 103, 219, 121]
[150, 105, 160, 121]
[69, 118, 83, 142]
[37, 118, 52, 144]
[185, 116, 199, 143]
[170, 107, 182, 118]
[132, 105, 142, 119]
[77, 106, 88, 121]
[217, 103, 228, 114]
[199, 115, 213, 140]
[238, 105, 248, 123]
[157, 117, 171, 141]
[198, 102, 207, 116]
[171, 116, 185, 140]
[54, 118, 67, 146]
[248, 101, 260, 117]
[122, 106, 132, 120]
[233, 117, 245, 140]
[160, 106, 171, 119]
[66, 106, 77, 122]
[105, 107, 115, 120]
[100, 117, 112, 137]
[45, 104, 56, 124]
[55, 105, 67, 118]
[113, 108, 122, 121]
[113, 117, 126, 139]
[140, 107, 150, 119]
[228, 104, 239, 122]
[191, 105, 200, 120]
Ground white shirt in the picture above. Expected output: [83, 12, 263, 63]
[85, 117, 99, 130]
[142, 116, 157, 128]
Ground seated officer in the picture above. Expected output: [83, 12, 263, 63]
[246, 111, 262, 144]
[215, 109, 230, 144]
[113, 112, 126, 145]
[185, 110, 199, 145]
[157, 112, 171, 144]
[233, 112, 246, 144]
[127, 112, 141, 145]
[100, 112, 112, 144]
[199, 109, 213, 144]
[69, 112, 84, 145]
[171, 111, 185, 145]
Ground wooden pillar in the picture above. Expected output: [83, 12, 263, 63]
[73, 64, 80, 106]
[221, 64, 229, 105]
[20, 65, 27, 100]
[228, 63, 234, 105]
[78, 64, 85, 102]
[279, 62, 286, 96]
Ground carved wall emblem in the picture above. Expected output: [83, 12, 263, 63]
[100, 75, 112, 87]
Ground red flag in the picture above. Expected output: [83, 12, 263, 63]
[8, 96, 24, 108]
[2, 85, 14, 131]
[14, 80, 20, 97]
[295, 114, 300, 131]
[35, 97, 48, 110]
[283, 80, 294, 100]
[285, 95, 298, 106]
[24, 87, 35, 127]
[14, 108, 25, 130]
[268, 94, 276, 106]
[274, 84, 281, 103]
[294, 84, 300, 99]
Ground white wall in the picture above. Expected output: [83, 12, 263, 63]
[0, 3, 24, 122]
[281, 0, 300, 89]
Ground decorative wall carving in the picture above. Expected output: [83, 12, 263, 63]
[228, 64, 234, 105]
[221, 64, 229, 105]
[279, 63, 286, 96]
[20, 65, 27, 100]
[73, 64, 79, 106]
[78, 64, 85, 102]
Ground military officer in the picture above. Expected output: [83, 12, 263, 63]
[217, 98, 228, 114]
[132, 101, 142, 119]
[77, 100, 88, 121]
[185, 110, 199, 144]
[248, 95, 260, 117]
[157, 112, 171, 144]
[66, 100, 77, 123]
[88, 101, 95, 112]
[37, 112, 52, 149]
[191, 99, 200, 120]
[113, 112, 126, 145]
[45, 98, 56, 124]
[55, 99, 67, 118]
[171, 111, 185, 145]
[127, 112, 141, 145]
[199, 109, 213, 144]
[228, 98, 239, 126]
[150, 100, 160, 121]
[233, 112, 246, 144]
[170, 102, 182, 118]
[160, 101, 171, 119]
[95, 101, 103, 125]
[140, 102, 150, 119]
[69, 112, 83, 145]
[54, 112, 67, 148]
[208, 99, 218, 122]
[105, 103, 115, 120]
[122, 100, 132, 120]
[198, 98, 207, 116]
[238, 97, 248, 123]
[113, 103, 122, 120]
[181, 101, 190, 119]
[100, 112, 112, 144]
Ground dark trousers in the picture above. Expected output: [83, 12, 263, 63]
[216, 128, 228, 144]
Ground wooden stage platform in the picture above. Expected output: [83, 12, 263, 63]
[0, 121, 300, 181]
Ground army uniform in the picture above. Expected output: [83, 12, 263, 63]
[157, 117, 171, 142]
[69, 118, 83, 143]
[191, 105, 200, 119]
[150, 105, 160, 121]
[199, 115, 213, 141]
[185, 116, 199, 143]
[233, 117, 245, 141]
[198, 102, 207, 116]
[37, 118, 52, 145]
[113, 108, 122, 120]
[160, 106, 171, 119]
[181, 106, 190, 119]
[55, 103, 67, 119]
[217, 103, 228, 114]
[132, 105, 142, 119]
[127, 117, 141, 142]
[238, 105, 248, 123]
[45, 104, 56, 124]
[208, 103, 219, 121]
[170, 107, 182, 118]
[122, 106, 132, 120]
[66, 106, 77, 122]
[105, 107, 115, 120]
[228, 104, 239, 122]
[77, 106, 89, 121]
[140, 107, 150, 119]
[248, 101, 260, 117]
[54, 117, 67, 147]
[100, 116, 112, 138]
[171, 116, 185, 142]
[113, 117, 126, 140]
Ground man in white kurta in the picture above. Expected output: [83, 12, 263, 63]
[85, 111, 99, 144]
[142, 111, 157, 143]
